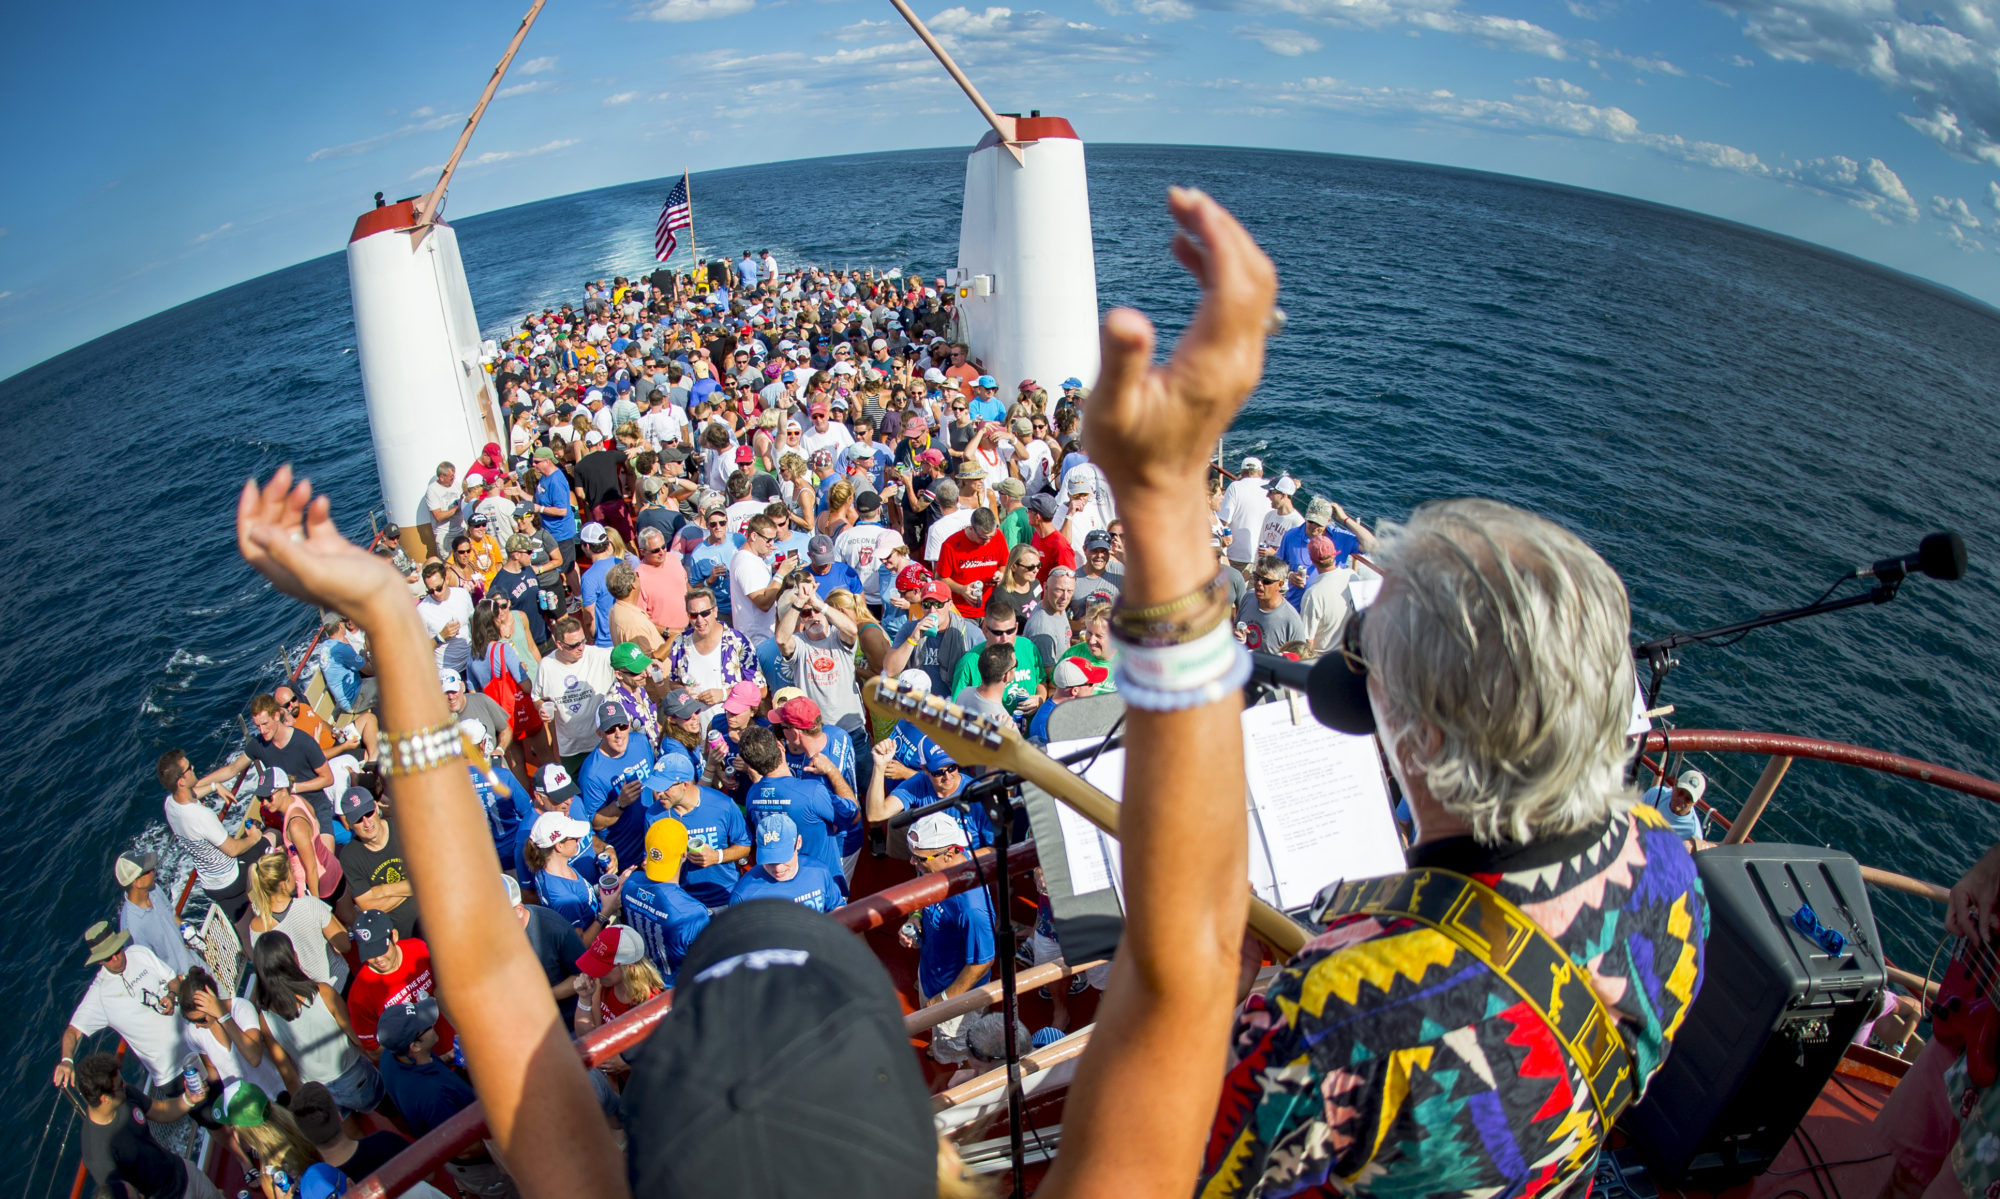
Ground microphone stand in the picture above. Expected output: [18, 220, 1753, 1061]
[1632, 578, 1903, 709]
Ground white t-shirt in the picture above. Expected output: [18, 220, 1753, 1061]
[419, 586, 476, 673]
[164, 795, 239, 890]
[534, 646, 616, 757]
[730, 548, 777, 644]
[1062, 503, 1105, 556]
[68, 945, 189, 1087]
[1017, 441, 1054, 495]
[801, 422, 854, 460]
[423, 478, 465, 546]
[925, 507, 976, 565]
[642, 406, 689, 448]
[724, 498, 766, 538]
[833, 523, 905, 603]
[1259, 506, 1305, 556]
[1301, 567, 1355, 657]
[186, 995, 287, 1099]
[1218, 477, 1272, 564]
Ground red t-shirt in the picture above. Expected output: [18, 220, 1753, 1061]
[346, 938, 456, 1056]
[1032, 529, 1077, 585]
[935, 528, 1010, 617]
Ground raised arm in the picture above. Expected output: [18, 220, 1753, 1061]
[1039, 187, 1276, 1199]
[236, 466, 627, 1199]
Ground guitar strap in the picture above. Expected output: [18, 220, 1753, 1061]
[1312, 866, 1638, 1126]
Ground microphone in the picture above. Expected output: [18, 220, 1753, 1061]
[1855, 531, 1967, 584]
[1247, 651, 1377, 736]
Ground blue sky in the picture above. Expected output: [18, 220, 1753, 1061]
[2, 0, 1997, 379]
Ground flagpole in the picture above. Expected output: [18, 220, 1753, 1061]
[683, 170, 699, 275]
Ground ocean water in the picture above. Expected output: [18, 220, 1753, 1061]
[6, 143, 2000, 1191]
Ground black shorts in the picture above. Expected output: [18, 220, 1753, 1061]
[558, 538, 578, 573]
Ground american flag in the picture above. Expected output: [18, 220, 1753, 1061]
[655, 175, 692, 262]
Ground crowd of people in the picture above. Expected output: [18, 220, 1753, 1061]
[56, 192, 1751, 1199]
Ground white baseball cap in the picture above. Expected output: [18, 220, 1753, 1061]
[530, 810, 592, 849]
[1273, 475, 1299, 495]
[1241, 455, 1263, 472]
[908, 812, 970, 853]
[438, 668, 465, 693]
[580, 521, 609, 545]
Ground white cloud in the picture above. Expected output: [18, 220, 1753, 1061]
[1195, 0, 1681, 74]
[1233, 23, 1321, 54]
[1099, 0, 1195, 19]
[604, 91, 642, 105]
[1990, 180, 2000, 213]
[1527, 76, 1589, 99]
[641, 0, 755, 21]
[1712, 1, 2000, 167]
[1931, 194, 1983, 228]
[928, 6, 1160, 62]
[307, 111, 460, 162]
[519, 56, 557, 74]
[1792, 154, 1919, 223]
[833, 17, 898, 39]
[405, 138, 578, 181]
[1726, 53, 1755, 67]
[410, 106, 436, 118]
[1945, 224, 1987, 252]
[193, 222, 232, 244]
[498, 80, 549, 98]
[0, 291, 11, 300]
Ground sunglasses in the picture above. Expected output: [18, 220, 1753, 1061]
[559, 639, 587, 651]
[688, 607, 716, 619]
[928, 763, 960, 776]
[986, 625, 1017, 638]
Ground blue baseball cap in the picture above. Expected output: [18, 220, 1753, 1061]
[924, 746, 958, 774]
[647, 756, 697, 796]
[1061, 377, 1083, 390]
[756, 814, 800, 864]
[781, 370, 796, 382]
[976, 374, 996, 389]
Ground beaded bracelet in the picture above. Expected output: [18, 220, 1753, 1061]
[1109, 593, 1234, 649]
[1112, 568, 1232, 625]
[379, 719, 470, 778]
[1110, 620, 1253, 712]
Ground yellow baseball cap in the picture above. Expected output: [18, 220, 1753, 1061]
[644, 817, 689, 882]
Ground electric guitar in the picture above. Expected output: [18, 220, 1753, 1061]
[1931, 938, 2000, 1087]
[861, 676, 1309, 960]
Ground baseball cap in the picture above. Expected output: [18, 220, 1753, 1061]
[216, 1081, 273, 1128]
[1241, 455, 1263, 472]
[438, 668, 465, 693]
[1026, 494, 1059, 520]
[1305, 498, 1335, 525]
[506, 533, 534, 553]
[530, 810, 592, 849]
[585, 429, 606, 446]
[894, 564, 932, 593]
[809, 402, 829, 417]
[610, 642, 653, 675]
[770, 696, 822, 731]
[755, 813, 801, 864]
[113, 849, 159, 888]
[1066, 473, 1094, 495]
[723, 680, 764, 715]
[376, 997, 440, 1057]
[502, 873, 523, 907]
[903, 416, 928, 435]
[577, 924, 649, 979]
[1084, 529, 1113, 552]
[808, 534, 835, 565]
[622, 902, 935, 1199]
[734, 445, 755, 464]
[1272, 475, 1299, 496]
[1061, 377, 1083, 390]
[351, 909, 395, 958]
[338, 787, 377, 823]
[1677, 769, 1708, 803]
[647, 755, 697, 798]
[770, 686, 806, 708]
[923, 367, 946, 384]
[908, 812, 970, 853]
[854, 490, 882, 514]
[644, 817, 690, 882]
[596, 699, 633, 732]
[251, 764, 290, 797]
[661, 688, 706, 720]
[1306, 534, 1339, 563]
[976, 374, 997, 389]
[871, 338, 887, 350]
[537, 761, 579, 804]
[532, 446, 557, 462]
[581, 521, 609, 545]
[1053, 658, 1109, 688]
[289, 1081, 343, 1146]
[919, 580, 952, 606]
[995, 477, 1025, 498]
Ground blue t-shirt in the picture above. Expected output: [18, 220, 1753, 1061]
[318, 639, 367, 711]
[536, 850, 608, 930]
[888, 720, 939, 774]
[1642, 786, 1704, 840]
[745, 774, 858, 890]
[891, 775, 995, 849]
[968, 395, 1007, 423]
[784, 735, 862, 856]
[535, 471, 578, 543]
[838, 443, 890, 490]
[574, 738, 657, 868]
[579, 556, 630, 648]
[644, 787, 750, 907]
[807, 561, 864, 599]
[1277, 523, 1359, 607]
[771, 530, 813, 571]
[468, 765, 532, 872]
[918, 886, 996, 999]
[730, 859, 840, 912]
[688, 541, 735, 618]
[379, 1054, 476, 1136]
[620, 875, 711, 984]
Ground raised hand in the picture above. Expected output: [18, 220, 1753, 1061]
[1084, 188, 1278, 496]
[237, 465, 408, 623]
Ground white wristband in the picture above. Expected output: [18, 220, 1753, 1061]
[1110, 622, 1252, 712]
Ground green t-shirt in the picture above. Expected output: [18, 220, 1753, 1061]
[1059, 642, 1118, 695]
[999, 506, 1031, 549]
[950, 637, 1044, 715]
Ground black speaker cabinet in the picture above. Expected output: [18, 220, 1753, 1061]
[1620, 844, 1886, 1187]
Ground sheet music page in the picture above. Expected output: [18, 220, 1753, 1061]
[1046, 740, 1125, 900]
[1240, 701, 1405, 910]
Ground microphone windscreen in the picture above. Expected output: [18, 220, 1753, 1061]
[1919, 531, 1967, 580]
[1305, 651, 1378, 735]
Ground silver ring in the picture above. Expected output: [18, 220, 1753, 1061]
[1264, 307, 1287, 337]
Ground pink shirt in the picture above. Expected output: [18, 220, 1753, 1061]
[637, 554, 689, 634]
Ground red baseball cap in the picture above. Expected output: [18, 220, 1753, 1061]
[895, 564, 933, 593]
[919, 580, 952, 606]
[734, 446, 755, 464]
[575, 925, 645, 979]
[809, 402, 829, 417]
[770, 696, 822, 730]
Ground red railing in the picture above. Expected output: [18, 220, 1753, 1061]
[350, 841, 1040, 1199]
[1641, 729, 2000, 806]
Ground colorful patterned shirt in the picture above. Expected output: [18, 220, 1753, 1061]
[666, 625, 759, 691]
[1201, 805, 1707, 1199]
